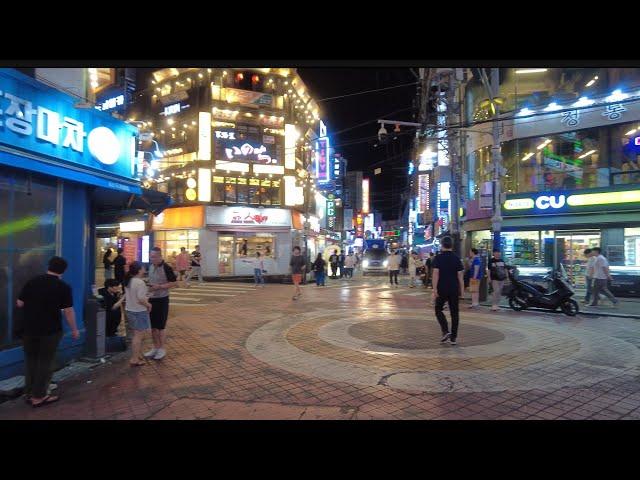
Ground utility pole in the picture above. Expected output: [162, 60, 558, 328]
[490, 68, 503, 253]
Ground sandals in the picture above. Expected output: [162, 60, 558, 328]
[31, 395, 59, 408]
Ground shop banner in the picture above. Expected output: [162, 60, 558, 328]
[0, 69, 138, 183]
[206, 206, 291, 227]
[503, 186, 640, 216]
[222, 88, 274, 108]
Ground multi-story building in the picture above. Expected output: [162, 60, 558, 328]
[461, 68, 640, 295]
[127, 67, 325, 278]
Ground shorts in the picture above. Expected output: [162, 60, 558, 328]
[126, 310, 150, 331]
[149, 296, 170, 330]
[292, 274, 302, 285]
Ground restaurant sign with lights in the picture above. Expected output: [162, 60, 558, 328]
[503, 186, 640, 216]
[515, 91, 640, 139]
[213, 129, 280, 165]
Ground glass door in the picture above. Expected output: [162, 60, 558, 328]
[554, 230, 600, 288]
[218, 235, 235, 276]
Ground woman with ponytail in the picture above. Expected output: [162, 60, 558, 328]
[123, 261, 152, 367]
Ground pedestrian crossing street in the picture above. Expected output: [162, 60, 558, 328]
[170, 282, 257, 306]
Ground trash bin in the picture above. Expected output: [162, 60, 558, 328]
[84, 297, 106, 359]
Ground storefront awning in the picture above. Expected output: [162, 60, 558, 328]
[92, 187, 172, 224]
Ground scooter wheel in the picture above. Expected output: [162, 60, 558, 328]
[509, 296, 527, 311]
[561, 299, 579, 316]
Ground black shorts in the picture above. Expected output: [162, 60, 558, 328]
[149, 297, 170, 330]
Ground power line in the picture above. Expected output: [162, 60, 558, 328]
[317, 81, 419, 103]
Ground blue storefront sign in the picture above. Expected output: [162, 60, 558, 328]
[0, 68, 139, 190]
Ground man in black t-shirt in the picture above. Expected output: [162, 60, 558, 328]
[16, 256, 79, 407]
[431, 237, 464, 345]
[113, 248, 126, 285]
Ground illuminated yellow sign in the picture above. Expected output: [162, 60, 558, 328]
[567, 190, 640, 206]
[504, 198, 535, 210]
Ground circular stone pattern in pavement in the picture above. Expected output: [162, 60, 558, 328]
[246, 308, 640, 393]
[349, 319, 505, 349]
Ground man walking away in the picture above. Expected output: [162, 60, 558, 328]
[329, 250, 339, 278]
[338, 251, 345, 278]
[431, 237, 464, 345]
[144, 247, 178, 361]
[388, 251, 401, 287]
[583, 248, 596, 305]
[344, 253, 356, 279]
[186, 245, 203, 284]
[589, 247, 619, 307]
[16, 256, 79, 407]
[487, 249, 507, 311]
[313, 253, 326, 286]
[290, 246, 306, 300]
[468, 248, 483, 308]
[113, 248, 126, 286]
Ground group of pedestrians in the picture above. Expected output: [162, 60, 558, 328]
[584, 247, 619, 307]
[173, 245, 203, 284]
[15, 247, 181, 407]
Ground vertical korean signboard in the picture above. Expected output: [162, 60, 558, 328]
[418, 174, 430, 213]
[315, 137, 329, 183]
[362, 178, 370, 214]
[326, 194, 336, 230]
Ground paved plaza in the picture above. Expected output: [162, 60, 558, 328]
[2, 275, 640, 420]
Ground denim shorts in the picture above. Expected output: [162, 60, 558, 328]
[126, 310, 150, 331]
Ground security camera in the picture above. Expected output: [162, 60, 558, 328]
[378, 124, 388, 144]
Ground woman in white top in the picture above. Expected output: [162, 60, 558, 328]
[243, 252, 266, 287]
[123, 261, 153, 367]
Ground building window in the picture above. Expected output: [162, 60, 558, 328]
[153, 230, 199, 267]
[0, 169, 58, 350]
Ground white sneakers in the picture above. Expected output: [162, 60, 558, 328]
[143, 348, 166, 360]
[143, 348, 157, 358]
[153, 349, 166, 360]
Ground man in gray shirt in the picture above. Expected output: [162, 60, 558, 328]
[144, 247, 178, 360]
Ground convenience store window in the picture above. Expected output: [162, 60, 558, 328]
[236, 235, 275, 258]
[501, 231, 555, 266]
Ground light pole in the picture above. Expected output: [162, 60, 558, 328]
[490, 68, 503, 253]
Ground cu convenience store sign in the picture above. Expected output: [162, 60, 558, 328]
[503, 187, 640, 215]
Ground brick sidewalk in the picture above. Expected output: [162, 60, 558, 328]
[1, 280, 640, 420]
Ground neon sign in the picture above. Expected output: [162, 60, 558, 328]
[504, 189, 640, 214]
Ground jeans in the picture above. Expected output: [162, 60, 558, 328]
[389, 270, 399, 284]
[591, 278, 617, 306]
[435, 292, 460, 340]
[491, 280, 504, 308]
[584, 277, 593, 303]
[315, 270, 325, 286]
[254, 268, 265, 285]
[23, 332, 63, 398]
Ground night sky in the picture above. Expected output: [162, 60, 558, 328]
[298, 68, 417, 220]
[135, 67, 418, 219]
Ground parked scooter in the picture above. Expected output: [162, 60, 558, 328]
[506, 266, 579, 316]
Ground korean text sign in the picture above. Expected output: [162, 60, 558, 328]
[0, 69, 138, 181]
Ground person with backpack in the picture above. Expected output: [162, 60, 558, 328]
[312, 253, 327, 286]
[144, 247, 178, 361]
[487, 249, 508, 311]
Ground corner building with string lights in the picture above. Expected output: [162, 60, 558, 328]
[127, 67, 326, 279]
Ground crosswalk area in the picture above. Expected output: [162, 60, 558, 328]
[309, 276, 433, 298]
[170, 282, 257, 306]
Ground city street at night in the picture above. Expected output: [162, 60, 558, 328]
[2, 65, 640, 423]
[2, 273, 640, 420]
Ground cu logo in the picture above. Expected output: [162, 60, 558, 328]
[535, 195, 566, 210]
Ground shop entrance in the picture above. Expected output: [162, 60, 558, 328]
[554, 230, 600, 288]
[218, 235, 234, 276]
